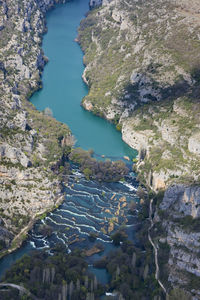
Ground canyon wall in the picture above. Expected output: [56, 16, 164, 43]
[0, 0, 70, 253]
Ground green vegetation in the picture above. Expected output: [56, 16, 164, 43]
[78, 0, 200, 188]
[130, 94, 200, 185]
[111, 230, 128, 246]
[78, 0, 200, 117]
[173, 216, 200, 232]
[69, 148, 128, 182]
[95, 224, 163, 299]
[167, 288, 192, 300]
[1, 247, 104, 300]
[24, 101, 70, 164]
[0, 189, 164, 300]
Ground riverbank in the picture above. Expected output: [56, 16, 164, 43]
[0, 194, 65, 260]
[0, 0, 74, 256]
[78, 0, 200, 191]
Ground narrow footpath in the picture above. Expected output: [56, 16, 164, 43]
[148, 198, 167, 295]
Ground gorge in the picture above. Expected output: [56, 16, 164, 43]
[0, 1, 147, 299]
[1, 0, 200, 299]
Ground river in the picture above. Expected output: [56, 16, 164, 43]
[31, 0, 136, 159]
[0, 0, 139, 284]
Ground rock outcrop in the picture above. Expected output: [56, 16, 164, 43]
[161, 185, 200, 218]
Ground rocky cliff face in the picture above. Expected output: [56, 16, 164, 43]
[78, 0, 200, 190]
[0, 0, 70, 253]
[89, 0, 111, 9]
[78, 0, 200, 297]
[152, 185, 200, 298]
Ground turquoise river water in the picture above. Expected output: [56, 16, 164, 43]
[31, 0, 136, 159]
[0, 0, 139, 284]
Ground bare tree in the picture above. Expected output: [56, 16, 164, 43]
[90, 279, 94, 292]
[84, 276, 88, 289]
[143, 264, 149, 280]
[94, 276, 97, 291]
[51, 267, 55, 283]
[131, 252, 136, 268]
[42, 268, 50, 284]
[44, 107, 53, 117]
[76, 279, 80, 291]
[62, 283, 67, 300]
[61, 134, 76, 148]
[116, 266, 120, 278]
[69, 281, 74, 299]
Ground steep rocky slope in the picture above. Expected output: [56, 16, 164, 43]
[151, 185, 200, 299]
[1, 0, 200, 297]
[0, 0, 71, 254]
[78, 0, 200, 297]
[79, 0, 200, 189]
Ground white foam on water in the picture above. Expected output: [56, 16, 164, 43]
[32, 234, 43, 238]
[126, 222, 141, 227]
[62, 233, 69, 241]
[63, 202, 90, 212]
[65, 189, 94, 197]
[57, 209, 90, 219]
[29, 241, 36, 248]
[126, 223, 139, 228]
[58, 208, 103, 222]
[77, 223, 99, 233]
[37, 245, 49, 250]
[46, 216, 84, 234]
[93, 194, 108, 205]
[46, 216, 68, 227]
[54, 232, 66, 244]
[96, 237, 111, 243]
[49, 214, 75, 226]
[72, 171, 83, 177]
[73, 183, 103, 194]
[120, 181, 138, 192]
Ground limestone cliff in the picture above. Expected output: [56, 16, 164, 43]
[152, 185, 200, 298]
[78, 0, 200, 189]
[0, 0, 70, 253]
[78, 0, 200, 297]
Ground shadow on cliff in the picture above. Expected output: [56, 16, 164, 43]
[122, 65, 200, 108]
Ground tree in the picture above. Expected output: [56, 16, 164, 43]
[76, 279, 80, 291]
[116, 266, 120, 278]
[61, 134, 76, 148]
[62, 283, 67, 300]
[131, 252, 136, 268]
[83, 167, 92, 180]
[94, 276, 98, 291]
[167, 288, 192, 300]
[111, 230, 128, 246]
[129, 201, 136, 214]
[69, 281, 74, 299]
[143, 264, 149, 280]
[84, 276, 88, 289]
[44, 107, 53, 117]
